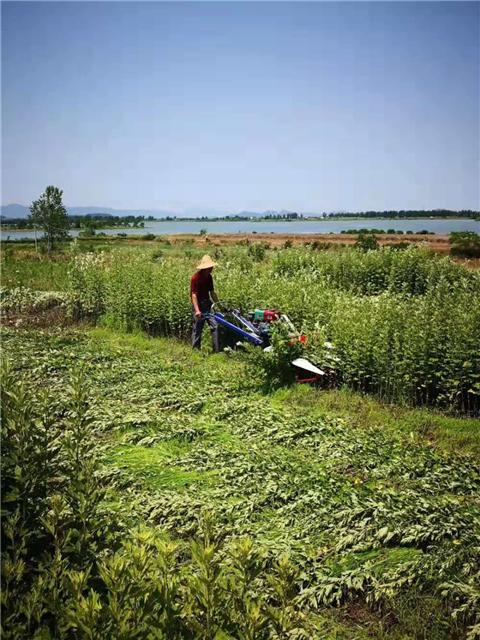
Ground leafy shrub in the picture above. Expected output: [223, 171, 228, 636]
[141, 233, 156, 241]
[1, 364, 121, 637]
[2, 246, 15, 260]
[283, 239, 293, 249]
[78, 229, 95, 237]
[151, 249, 164, 261]
[450, 232, 480, 258]
[69, 253, 107, 318]
[211, 246, 225, 261]
[388, 242, 411, 251]
[342, 228, 385, 235]
[240, 322, 305, 387]
[355, 233, 379, 252]
[309, 240, 331, 251]
[72, 240, 98, 254]
[247, 242, 268, 262]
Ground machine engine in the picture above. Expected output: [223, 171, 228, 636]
[248, 309, 293, 345]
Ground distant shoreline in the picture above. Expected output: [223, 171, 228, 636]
[1, 216, 478, 232]
[152, 217, 476, 223]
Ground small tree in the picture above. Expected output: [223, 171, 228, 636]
[355, 233, 379, 252]
[29, 186, 69, 251]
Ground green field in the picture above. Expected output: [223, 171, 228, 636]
[2, 241, 480, 639]
[3, 240, 480, 411]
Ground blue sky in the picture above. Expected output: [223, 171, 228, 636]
[2, 1, 479, 213]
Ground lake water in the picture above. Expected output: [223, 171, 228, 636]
[2, 218, 479, 240]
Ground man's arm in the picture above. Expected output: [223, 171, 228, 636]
[209, 273, 219, 306]
[192, 293, 202, 319]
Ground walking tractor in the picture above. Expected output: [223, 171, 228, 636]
[202, 304, 326, 383]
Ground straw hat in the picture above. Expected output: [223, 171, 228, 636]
[196, 254, 218, 270]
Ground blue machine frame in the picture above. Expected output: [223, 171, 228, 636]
[202, 309, 264, 346]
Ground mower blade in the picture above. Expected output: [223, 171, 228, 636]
[291, 358, 325, 376]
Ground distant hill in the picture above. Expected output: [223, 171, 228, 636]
[67, 207, 179, 218]
[1, 203, 337, 220]
[68, 213, 115, 219]
[67, 207, 120, 217]
[236, 211, 263, 218]
[1, 204, 30, 219]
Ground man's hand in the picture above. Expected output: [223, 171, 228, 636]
[195, 310, 202, 319]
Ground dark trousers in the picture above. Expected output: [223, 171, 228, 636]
[192, 300, 219, 352]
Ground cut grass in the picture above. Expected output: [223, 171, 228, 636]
[331, 548, 424, 578]
[273, 384, 480, 457]
[107, 442, 219, 490]
[2, 325, 480, 639]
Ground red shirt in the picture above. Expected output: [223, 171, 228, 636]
[190, 270, 214, 302]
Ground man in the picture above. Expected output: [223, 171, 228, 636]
[191, 254, 220, 352]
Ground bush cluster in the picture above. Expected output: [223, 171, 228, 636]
[450, 232, 480, 259]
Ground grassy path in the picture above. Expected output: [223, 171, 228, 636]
[2, 326, 480, 639]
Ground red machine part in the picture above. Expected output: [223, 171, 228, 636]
[263, 310, 281, 322]
[296, 373, 323, 384]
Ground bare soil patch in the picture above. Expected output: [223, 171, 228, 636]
[168, 232, 452, 250]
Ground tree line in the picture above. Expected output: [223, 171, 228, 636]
[324, 209, 479, 220]
[3, 214, 149, 230]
